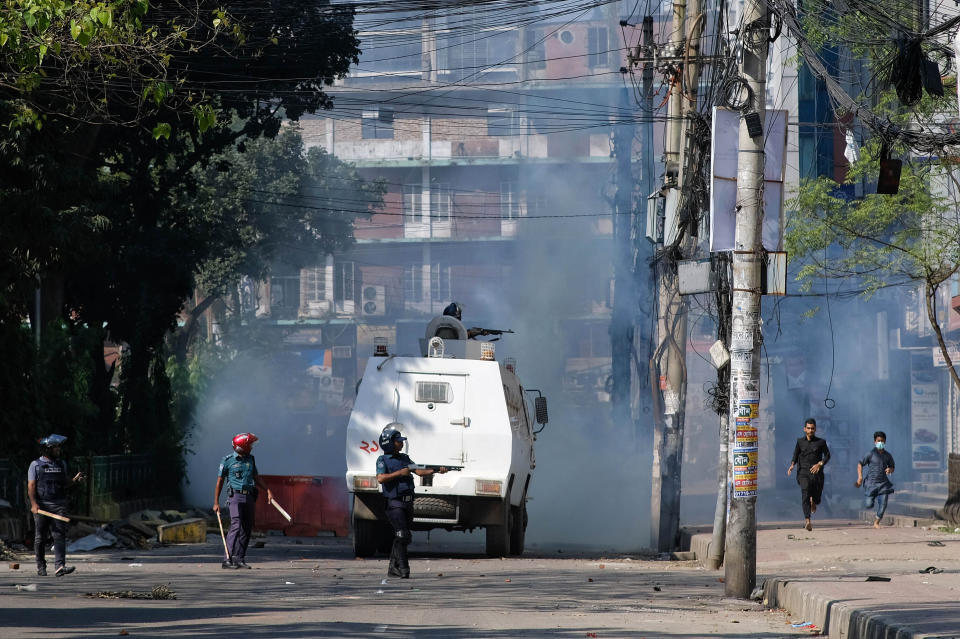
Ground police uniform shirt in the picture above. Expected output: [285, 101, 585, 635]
[219, 453, 258, 492]
[376, 453, 416, 498]
[791, 436, 831, 472]
[28, 456, 68, 504]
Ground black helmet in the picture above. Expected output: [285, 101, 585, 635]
[443, 302, 462, 321]
[379, 422, 407, 454]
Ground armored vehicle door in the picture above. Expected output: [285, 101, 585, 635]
[396, 372, 467, 466]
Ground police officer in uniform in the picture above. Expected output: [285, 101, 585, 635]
[213, 433, 273, 569]
[375, 423, 447, 578]
[27, 434, 84, 576]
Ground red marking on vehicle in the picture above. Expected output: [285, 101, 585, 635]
[359, 441, 380, 453]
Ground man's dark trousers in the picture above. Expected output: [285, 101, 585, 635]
[34, 502, 67, 571]
[798, 470, 824, 518]
[385, 498, 413, 577]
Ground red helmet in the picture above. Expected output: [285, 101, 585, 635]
[232, 433, 258, 455]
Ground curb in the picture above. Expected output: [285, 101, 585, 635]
[857, 510, 943, 529]
[763, 578, 931, 639]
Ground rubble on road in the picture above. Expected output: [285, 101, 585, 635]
[84, 584, 177, 600]
[0, 539, 19, 560]
[64, 508, 215, 551]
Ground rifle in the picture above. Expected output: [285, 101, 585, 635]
[408, 464, 464, 472]
[468, 327, 514, 338]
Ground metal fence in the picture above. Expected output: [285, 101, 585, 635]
[0, 458, 26, 509]
[0, 454, 172, 518]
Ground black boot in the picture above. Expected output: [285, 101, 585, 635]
[396, 541, 410, 579]
[387, 542, 403, 577]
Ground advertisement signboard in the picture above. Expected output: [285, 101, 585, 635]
[910, 380, 941, 470]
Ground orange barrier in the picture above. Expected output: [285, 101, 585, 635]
[253, 475, 350, 537]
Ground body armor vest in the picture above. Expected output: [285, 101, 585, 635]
[35, 458, 67, 504]
[380, 454, 414, 499]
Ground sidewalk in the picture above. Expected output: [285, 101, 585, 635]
[687, 519, 960, 638]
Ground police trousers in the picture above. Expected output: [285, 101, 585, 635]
[226, 492, 257, 561]
[385, 497, 413, 577]
[34, 501, 67, 569]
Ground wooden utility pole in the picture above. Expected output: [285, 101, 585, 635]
[650, 0, 704, 552]
[724, 0, 769, 598]
[611, 87, 636, 438]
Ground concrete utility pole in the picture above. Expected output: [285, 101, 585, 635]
[724, 0, 769, 598]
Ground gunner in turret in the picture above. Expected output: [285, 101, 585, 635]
[443, 302, 498, 339]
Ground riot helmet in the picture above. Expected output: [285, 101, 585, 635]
[232, 432, 258, 455]
[442, 302, 463, 321]
[39, 434, 67, 457]
[379, 423, 407, 454]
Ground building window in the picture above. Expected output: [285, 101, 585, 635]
[500, 182, 524, 219]
[524, 28, 547, 69]
[438, 10, 491, 79]
[334, 261, 356, 303]
[431, 263, 451, 301]
[361, 108, 394, 139]
[403, 185, 423, 222]
[270, 274, 301, 317]
[431, 184, 451, 221]
[488, 107, 520, 136]
[587, 26, 608, 68]
[404, 265, 423, 303]
[356, 34, 421, 73]
[528, 192, 548, 217]
[301, 266, 326, 302]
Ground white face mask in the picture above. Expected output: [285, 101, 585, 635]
[875, 441, 885, 450]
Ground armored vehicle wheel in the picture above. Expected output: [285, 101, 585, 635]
[509, 502, 527, 556]
[485, 500, 512, 557]
[352, 516, 378, 558]
[414, 496, 457, 519]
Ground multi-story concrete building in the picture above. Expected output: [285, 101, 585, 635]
[253, 5, 643, 476]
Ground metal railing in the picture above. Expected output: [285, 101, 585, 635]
[0, 455, 172, 518]
[0, 458, 26, 509]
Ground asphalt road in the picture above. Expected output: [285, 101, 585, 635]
[0, 535, 809, 639]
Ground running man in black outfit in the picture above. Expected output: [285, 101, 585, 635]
[787, 418, 830, 531]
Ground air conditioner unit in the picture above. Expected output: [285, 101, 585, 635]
[361, 285, 386, 316]
[557, 29, 575, 45]
[300, 299, 332, 318]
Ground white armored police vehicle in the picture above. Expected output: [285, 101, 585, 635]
[345, 313, 548, 557]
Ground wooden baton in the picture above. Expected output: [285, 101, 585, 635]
[37, 509, 70, 523]
[269, 498, 292, 522]
[216, 510, 230, 561]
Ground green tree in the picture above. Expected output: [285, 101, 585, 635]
[786, 134, 960, 388]
[172, 125, 386, 362]
[0, 1, 361, 471]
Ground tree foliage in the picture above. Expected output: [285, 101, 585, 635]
[0, 1, 366, 484]
[786, 131, 960, 389]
